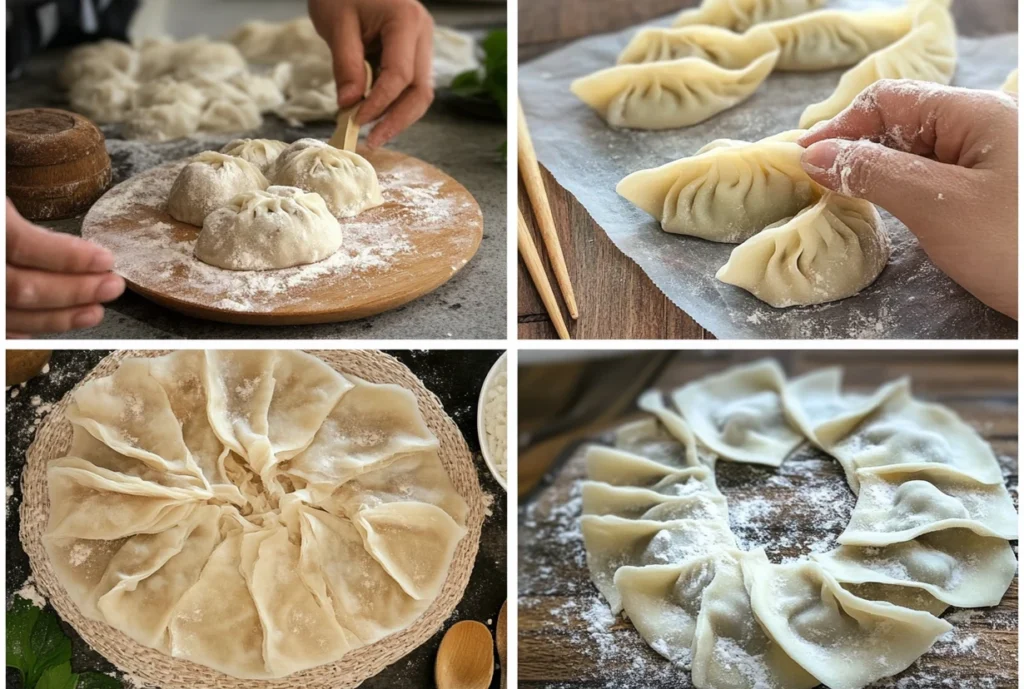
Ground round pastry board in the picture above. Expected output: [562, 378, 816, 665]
[20, 349, 486, 689]
[81, 149, 483, 325]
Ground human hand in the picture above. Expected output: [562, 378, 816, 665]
[799, 80, 1018, 320]
[7, 199, 125, 338]
[308, 0, 434, 148]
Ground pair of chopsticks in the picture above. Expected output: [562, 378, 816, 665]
[518, 101, 578, 339]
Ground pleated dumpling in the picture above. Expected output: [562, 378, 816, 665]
[166, 151, 269, 227]
[743, 559, 952, 689]
[672, 359, 803, 466]
[581, 480, 727, 521]
[715, 193, 891, 308]
[571, 51, 779, 130]
[746, 7, 914, 72]
[690, 550, 819, 689]
[271, 138, 383, 218]
[673, 0, 825, 32]
[813, 528, 1018, 608]
[220, 138, 289, 173]
[613, 411, 705, 469]
[839, 464, 1018, 545]
[617, 140, 815, 242]
[617, 25, 776, 67]
[584, 445, 717, 489]
[194, 186, 342, 271]
[1002, 68, 1018, 94]
[799, 1, 957, 128]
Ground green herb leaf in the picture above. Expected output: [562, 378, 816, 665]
[6, 595, 41, 684]
[36, 662, 78, 689]
[77, 672, 122, 689]
[28, 605, 73, 687]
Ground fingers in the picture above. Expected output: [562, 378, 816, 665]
[357, 3, 429, 125]
[366, 25, 434, 147]
[7, 216, 116, 273]
[801, 138, 966, 225]
[327, 7, 368, 108]
[7, 266, 124, 309]
[7, 304, 105, 335]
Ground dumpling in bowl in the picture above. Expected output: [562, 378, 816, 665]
[271, 139, 383, 218]
[167, 151, 268, 227]
[195, 186, 341, 270]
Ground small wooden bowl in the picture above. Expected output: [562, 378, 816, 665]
[6, 108, 112, 221]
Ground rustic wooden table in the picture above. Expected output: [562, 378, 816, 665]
[516, 0, 1019, 340]
[517, 351, 1018, 688]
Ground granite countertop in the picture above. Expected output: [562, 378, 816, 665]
[6, 349, 508, 689]
[8, 38, 507, 340]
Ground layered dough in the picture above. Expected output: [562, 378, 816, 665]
[43, 351, 468, 680]
[579, 359, 1016, 689]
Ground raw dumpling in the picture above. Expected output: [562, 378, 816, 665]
[199, 97, 262, 133]
[581, 480, 728, 521]
[635, 390, 705, 466]
[673, 0, 825, 31]
[276, 86, 338, 125]
[288, 57, 335, 96]
[617, 25, 776, 68]
[272, 140, 383, 218]
[672, 359, 803, 466]
[172, 39, 247, 81]
[69, 72, 138, 123]
[585, 445, 719, 490]
[799, 1, 957, 128]
[617, 140, 816, 242]
[715, 193, 891, 308]
[226, 20, 283, 63]
[220, 138, 289, 174]
[1002, 68, 1018, 94]
[746, 7, 914, 71]
[60, 39, 138, 86]
[695, 128, 806, 154]
[613, 414, 708, 470]
[133, 76, 207, 110]
[136, 37, 179, 81]
[839, 464, 1018, 545]
[691, 550, 818, 689]
[813, 529, 1018, 608]
[743, 559, 952, 689]
[195, 186, 342, 271]
[123, 103, 201, 141]
[571, 51, 779, 130]
[228, 71, 286, 112]
[167, 151, 268, 227]
[581, 515, 736, 612]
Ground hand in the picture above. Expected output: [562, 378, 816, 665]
[799, 79, 1018, 320]
[308, 0, 435, 148]
[7, 199, 125, 338]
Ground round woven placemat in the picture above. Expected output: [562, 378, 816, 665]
[20, 349, 485, 689]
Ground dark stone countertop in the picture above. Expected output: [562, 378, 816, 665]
[6, 349, 508, 689]
[8, 48, 507, 340]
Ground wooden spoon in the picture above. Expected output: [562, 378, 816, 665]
[435, 620, 494, 689]
[497, 601, 508, 689]
[328, 61, 373, 151]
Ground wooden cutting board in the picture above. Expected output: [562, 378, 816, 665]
[518, 352, 1019, 689]
[81, 148, 482, 325]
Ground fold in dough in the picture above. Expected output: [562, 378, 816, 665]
[585, 444, 719, 490]
[673, 0, 826, 32]
[581, 480, 727, 522]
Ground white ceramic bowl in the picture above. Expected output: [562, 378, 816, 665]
[476, 351, 508, 490]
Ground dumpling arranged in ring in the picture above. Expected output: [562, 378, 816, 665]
[715, 193, 891, 308]
[271, 139, 383, 218]
[617, 140, 816, 242]
[167, 151, 268, 227]
[195, 186, 342, 271]
[571, 51, 779, 130]
[672, 0, 825, 31]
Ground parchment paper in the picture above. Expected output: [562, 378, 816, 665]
[519, 0, 1018, 339]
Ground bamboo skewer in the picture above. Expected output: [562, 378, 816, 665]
[517, 101, 579, 319]
[518, 208, 571, 339]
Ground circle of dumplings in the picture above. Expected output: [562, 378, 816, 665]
[21, 350, 484, 687]
[580, 359, 1017, 689]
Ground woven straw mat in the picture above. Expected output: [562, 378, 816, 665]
[20, 349, 486, 689]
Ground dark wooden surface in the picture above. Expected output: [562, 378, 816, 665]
[517, 351, 1018, 688]
[516, 0, 1020, 340]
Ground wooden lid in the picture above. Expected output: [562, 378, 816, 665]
[7, 108, 106, 167]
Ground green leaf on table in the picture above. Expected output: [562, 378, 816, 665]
[29, 604, 73, 686]
[36, 663, 78, 689]
[77, 672, 122, 689]
[6, 595, 42, 684]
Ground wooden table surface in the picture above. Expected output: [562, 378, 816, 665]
[517, 351, 1018, 688]
[516, 0, 1020, 340]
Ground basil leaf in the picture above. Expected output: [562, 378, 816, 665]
[27, 607, 72, 687]
[36, 663, 78, 689]
[6, 595, 41, 684]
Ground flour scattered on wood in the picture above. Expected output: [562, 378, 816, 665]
[15, 576, 47, 609]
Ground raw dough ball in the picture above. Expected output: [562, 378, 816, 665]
[287, 57, 334, 96]
[228, 72, 285, 112]
[195, 186, 342, 270]
[124, 103, 201, 141]
[60, 40, 138, 86]
[275, 86, 338, 125]
[133, 76, 207, 110]
[167, 151, 268, 226]
[69, 72, 138, 123]
[199, 98, 262, 133]
[173, 39, 247, 81]
[136, 37, 179, 81]
[220, 139, 288, 173]
[225, 20, 280, 63]
[272, 139, 383, 218]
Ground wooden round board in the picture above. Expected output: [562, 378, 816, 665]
[81, 148, 483, 325]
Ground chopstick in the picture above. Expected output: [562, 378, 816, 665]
[518, 208, 571, 339]
[517, 101, 579, 319]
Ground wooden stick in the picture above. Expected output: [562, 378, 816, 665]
[517, 100, 580, 319]
[518, 208, 571, 339]
[328, 61, 373, 151]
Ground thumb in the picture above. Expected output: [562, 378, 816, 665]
[801, 139, 963, 224]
